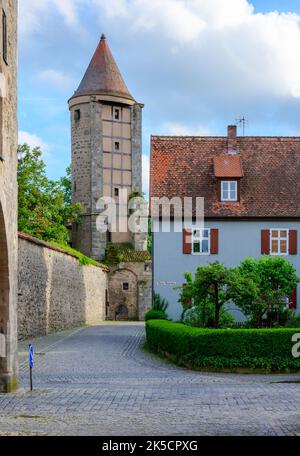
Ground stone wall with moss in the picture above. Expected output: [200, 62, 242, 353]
[18, 234, 109, 340]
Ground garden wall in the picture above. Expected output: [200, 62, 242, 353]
[18, 233, 108, 340]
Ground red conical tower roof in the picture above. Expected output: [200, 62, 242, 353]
[71, 34, 135, 101]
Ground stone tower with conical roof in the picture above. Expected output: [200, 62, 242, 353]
[69, 34, 144, 260]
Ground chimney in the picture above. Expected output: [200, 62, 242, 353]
[227, 125, 237, 154]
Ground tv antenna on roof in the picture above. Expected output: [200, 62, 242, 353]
[236, 116, 248, 136]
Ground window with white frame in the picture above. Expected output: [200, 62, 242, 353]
[270, 229, 289, 255]
[221, 181, 238, 201]
[192, 229, 210, 254]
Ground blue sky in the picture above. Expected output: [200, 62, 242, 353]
[19, 0, 300, 191]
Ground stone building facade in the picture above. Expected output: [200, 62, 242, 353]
[108, 261, 152, 321]
[18, 233, 108, 340]
[0, 0, 18, 392]
[69, 34, 152, 320]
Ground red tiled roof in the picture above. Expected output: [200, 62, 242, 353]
[70, 34, 135, 102]
[213, 154, 244, 178]
[150, 136, 300, 218]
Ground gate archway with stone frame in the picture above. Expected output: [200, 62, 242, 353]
[108, 269, 139, 321]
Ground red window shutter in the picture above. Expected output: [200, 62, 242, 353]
[290, 288, 297, 310]
[183, 229, 192, 255]
[210, 229, 219, 255]
[289, 230, 298, 255]
[261, 230, 270, 255]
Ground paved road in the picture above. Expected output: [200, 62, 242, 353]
[0, 323, 299, 436]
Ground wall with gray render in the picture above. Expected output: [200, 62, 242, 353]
[18, 235, 108, 340]
[153, 220, 300, 321]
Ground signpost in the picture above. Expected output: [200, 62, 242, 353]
[29, 344, 34, 391]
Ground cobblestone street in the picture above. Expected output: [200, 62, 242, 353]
[0, 323, 299, 436]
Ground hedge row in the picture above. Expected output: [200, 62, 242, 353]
[146, 320, 300, 372]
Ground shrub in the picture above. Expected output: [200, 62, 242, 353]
[153, 292, 169, 313]
[178, 257, 299, 329]
[145, 310, 168, 322]
[232, 256, 299, 327]
[146, 320, 300, 372]
[183, 303, 235, 328]
[286, 314, 300, 328]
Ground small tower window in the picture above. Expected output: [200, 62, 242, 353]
[123, 283, 129, 291]
[114, 188, 119, 197]
[2, 10, 7, 64]
[114, 141, 120, 151]
[114, 108, 120, 120]
[74, 109, 81, 122]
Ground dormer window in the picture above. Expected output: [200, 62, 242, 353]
[221, 181, 238, 202]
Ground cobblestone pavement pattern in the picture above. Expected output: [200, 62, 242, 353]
[0, 323, 299, 436]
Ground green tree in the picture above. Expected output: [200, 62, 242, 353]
[178, 262, 234, 328]
[18, 144, 82, 244]
[232, 256, 299, 327]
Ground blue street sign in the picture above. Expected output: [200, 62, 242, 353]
[29, 344, 34, 368]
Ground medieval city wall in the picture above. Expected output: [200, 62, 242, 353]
[18, 234, 108, 340]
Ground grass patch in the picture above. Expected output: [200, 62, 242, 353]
[51, 242, 106, 267]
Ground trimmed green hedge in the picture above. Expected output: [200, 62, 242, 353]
[145, 309, 167, 322]
[146, 320, 300, 372]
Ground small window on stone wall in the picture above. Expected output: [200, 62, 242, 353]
[74, 109, 81, 122]
[114, 108, 120, 120]
[114, 188, 119, 197]
[123, 283, 129, 291]
[114, 141, 120, 151]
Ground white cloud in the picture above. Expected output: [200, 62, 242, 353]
[19, 131, 50, 153]
[52, 0, 78, 26]
[142, 154, 150, 195]
[39, 69, 74, 90]
[97, 0, 129, 19]
[162, 122, 210, 136]
[19, 0, 79, 40]
[19, 0, 48, 39]
[132, 0, 206, 43]
[94, 0, 300, 101]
